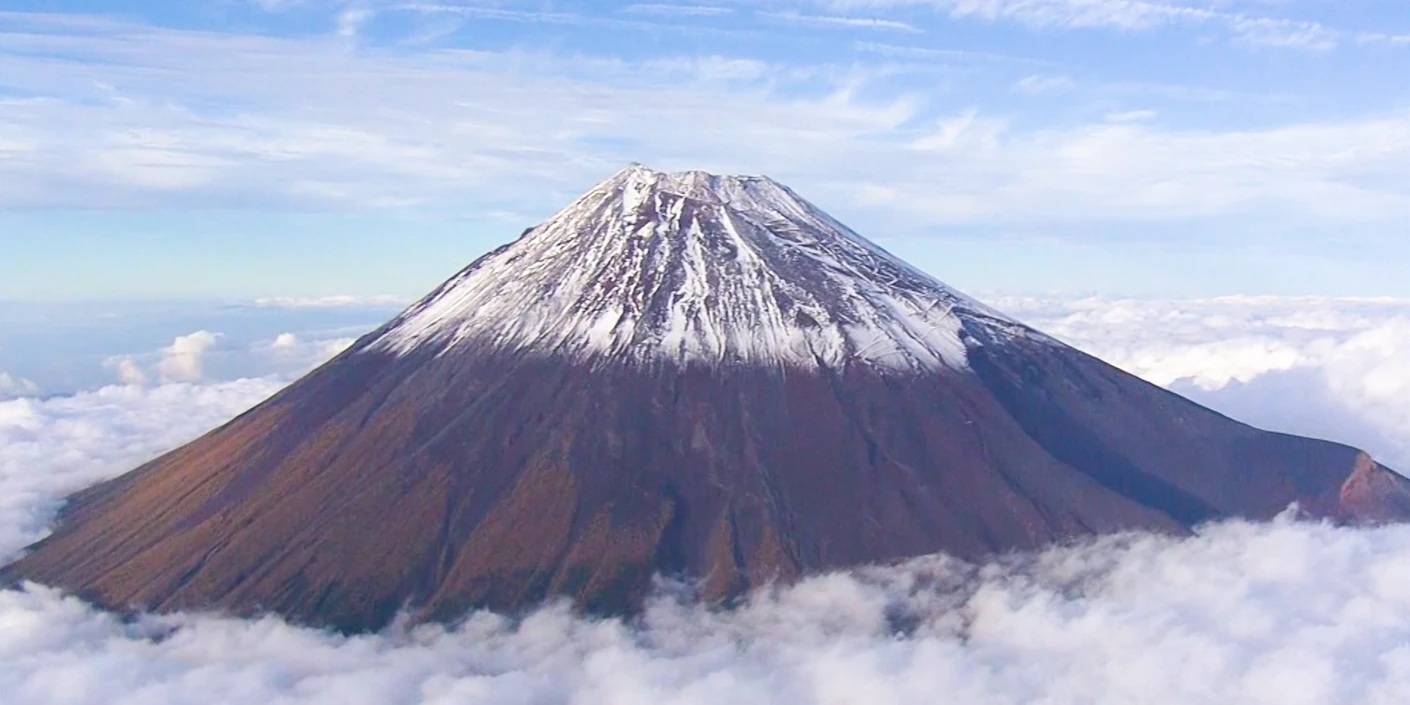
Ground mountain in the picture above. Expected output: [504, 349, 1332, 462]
[5, 165, 1409, 632]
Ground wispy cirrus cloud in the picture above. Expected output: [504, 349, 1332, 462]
[933, 0, 1217, 30]
[396, 4, 596, 25]
[1, 14, 1406, 238]
[796, 0, 1367, 50]
[387, 2, 729, 34]
[1359, 31, 1410, 46]
[852, 40, 1063, 66]
[247, 0, 306, 10]
[1010, 73, 1075, 95]
[624, 3, 735, 16]
[759, 10, 922, 32]
[253, 294, 409, 309]
[1106, 108, 1159, 122]
[1229, 15, 1337, 50]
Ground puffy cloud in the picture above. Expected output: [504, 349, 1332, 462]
[100, 328, 355, 388]
[156, 331, 221, 383]
[0, 373, 38, 400]
[104, 331, 221, 386]
[251, 332, 357, 377]
[102, 357, 150, 386]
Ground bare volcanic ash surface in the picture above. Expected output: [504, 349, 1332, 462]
[5, 165, 1409, 632]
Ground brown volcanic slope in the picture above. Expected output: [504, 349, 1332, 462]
[5, 166, 1409, 632]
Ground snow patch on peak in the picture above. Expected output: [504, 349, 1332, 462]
[605, 165, 812, 222]
[367, 166, 1051, 372]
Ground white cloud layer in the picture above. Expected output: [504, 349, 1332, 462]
[6, 518, 1410, 704]
[2, 296, 1410, 703]
[0, 379, 283, 560]
[253, 295, 409, 309]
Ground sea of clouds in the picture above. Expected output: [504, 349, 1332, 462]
[2, 295, 1409, 704]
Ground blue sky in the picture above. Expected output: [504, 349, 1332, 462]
[1, 0, 1407, 300]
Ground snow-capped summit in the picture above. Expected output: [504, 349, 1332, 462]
[369, 164, 1034, 371]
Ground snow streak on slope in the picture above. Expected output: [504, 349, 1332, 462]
[370, 165, 1043, 372]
